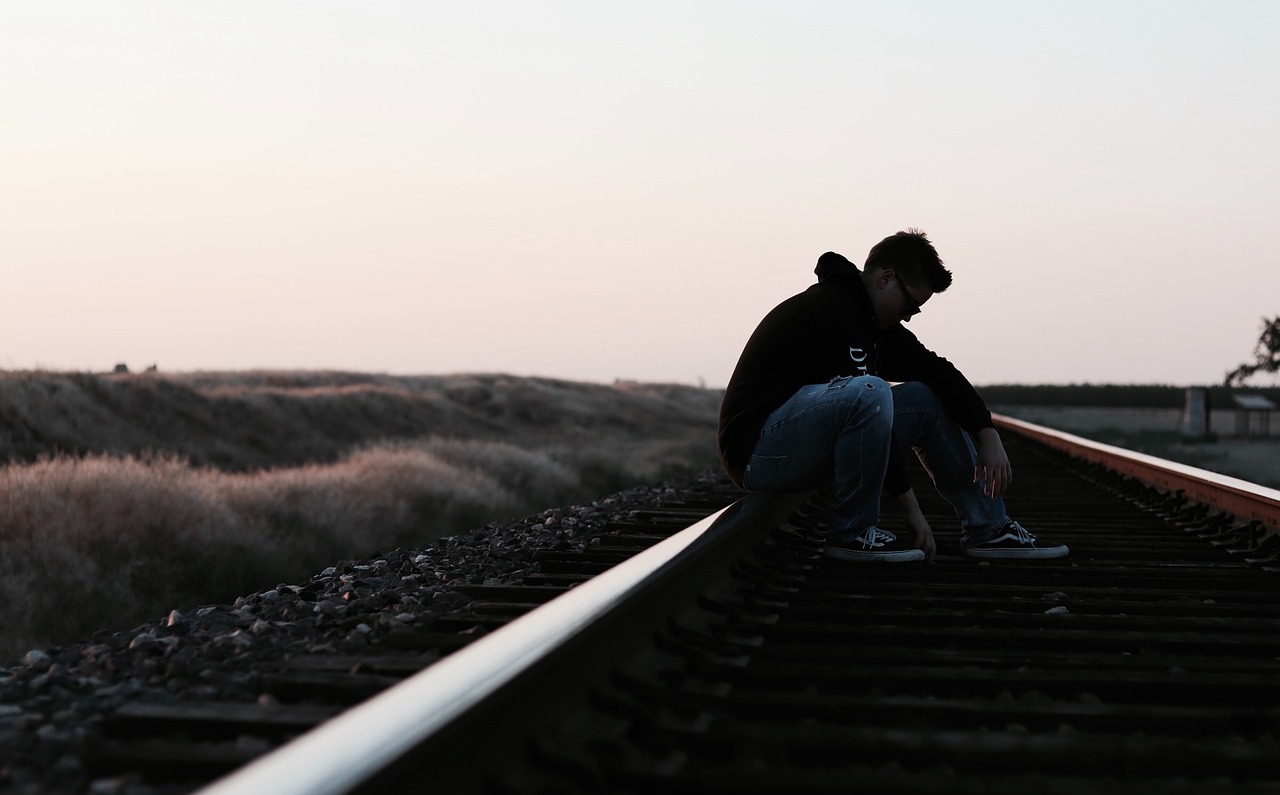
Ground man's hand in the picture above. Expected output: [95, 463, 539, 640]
[975, 427, 1012, 498]
[895, 488, 936, 561]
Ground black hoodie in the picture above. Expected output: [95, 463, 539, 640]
[717, 251, 994, 493]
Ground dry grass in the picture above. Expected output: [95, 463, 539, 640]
[0, 372, 722, 662]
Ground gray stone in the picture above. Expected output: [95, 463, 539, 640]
[22, 650, 52, 672]
[127, 634, 158, 652]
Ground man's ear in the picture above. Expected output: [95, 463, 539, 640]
[878, 268, 896, 287]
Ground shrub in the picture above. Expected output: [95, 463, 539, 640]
[0, 439, 715, 661]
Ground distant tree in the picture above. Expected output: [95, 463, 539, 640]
[1225, 316, 1280, 386]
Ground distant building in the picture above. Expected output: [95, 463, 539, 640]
[113, 363, 129, 374]
[1232, 394, 1276, 439]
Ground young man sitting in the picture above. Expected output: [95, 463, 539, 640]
[717, 229, 1068, 562]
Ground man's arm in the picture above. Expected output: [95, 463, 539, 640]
[975, 427, 1012, 497]
[882, 329, 993, 423]
[881, 325, 1011, 494]
[896, 488, 936, 561]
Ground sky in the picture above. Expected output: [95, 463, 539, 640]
[4, 1, 1278, 388]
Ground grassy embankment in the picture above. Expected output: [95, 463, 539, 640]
[0, 371, 723, 662]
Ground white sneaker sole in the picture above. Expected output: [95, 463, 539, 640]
[825, 546, 927, 563]
[963, 545, 1070, 560]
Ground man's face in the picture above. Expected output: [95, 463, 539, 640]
[875, 268, 933, 328]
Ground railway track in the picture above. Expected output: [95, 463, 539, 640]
[88, 417, 1280, 794]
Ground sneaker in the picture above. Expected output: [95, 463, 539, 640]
[963, 521, 1069, 560]
[825, 526, 927, 563]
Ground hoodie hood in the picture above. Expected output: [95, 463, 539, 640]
[815, 251, 871, 314]
[814, 251, 860, 283]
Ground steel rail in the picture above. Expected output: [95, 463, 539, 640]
[995, 413, 1280, 533]
[194, 491, 796, 795]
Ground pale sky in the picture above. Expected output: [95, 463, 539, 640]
[4, 2, 1278, 388]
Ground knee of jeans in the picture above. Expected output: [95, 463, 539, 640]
[838, 375, 893, 423]
[892, 380, 942, 410]
[860, 375, 892, 404]
[848, 374, 890, 394]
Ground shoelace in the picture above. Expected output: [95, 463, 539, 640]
[858, 527, 898, 548]
[1006, 521, 1037, 544]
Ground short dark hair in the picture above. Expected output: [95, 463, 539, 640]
[864, 228, 952, 293]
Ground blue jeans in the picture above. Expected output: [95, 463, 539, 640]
[740, 376, 1008, 545]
